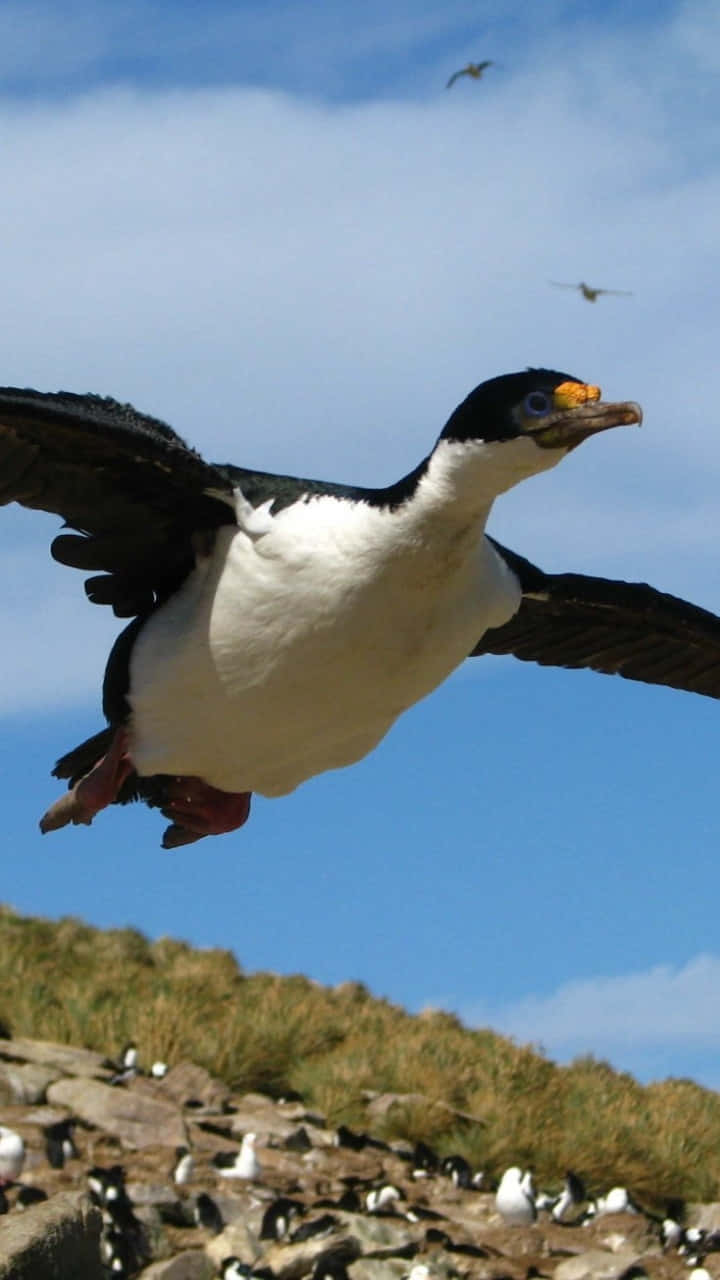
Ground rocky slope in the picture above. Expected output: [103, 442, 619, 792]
[0, 1034, 716, 1280]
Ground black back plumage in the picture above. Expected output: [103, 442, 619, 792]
[195, 1191, 224, 1234]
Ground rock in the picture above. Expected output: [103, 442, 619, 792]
[126, 1181, 187, 1218]
[140, 1252, 215, 1279]
[204, 1222, 267, 1268]
[349, 1262, 418, 1280]
[16, 1106, 69, 1129]
[207, 1191, 263, 1231]
[334, 1212, 416, 1256]
[0, 1060, 61, 1104]
[160, 1062, 231, 1113]
[0, 1189, 103, 1279]
[0, 1037, 109, 1078]
[228, 1093, 312, 1143]
[688, 1203, 720, 1231]
[258, 1232, 363, 1280]
[554, 1247, 643, 1280]
[362, 1091, 484, 1130]
[46, 1076, 187, 1149]
[278, 1101, 327, 1129]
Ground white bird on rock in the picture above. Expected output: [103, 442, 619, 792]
[0, 1126, 25, 1184]
[495, 1166, 537, 1224]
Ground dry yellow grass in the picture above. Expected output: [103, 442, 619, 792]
[0, 904, 716, 1203]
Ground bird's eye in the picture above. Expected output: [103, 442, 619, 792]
[523, 391, 551, 417]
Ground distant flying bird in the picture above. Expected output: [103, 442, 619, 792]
[550, 280, 633, 302]
[2, 369, 720, 851]
[446, 60, 493, 88]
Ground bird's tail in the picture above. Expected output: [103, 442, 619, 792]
[52, 729, 114, 784]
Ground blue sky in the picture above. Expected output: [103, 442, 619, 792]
[1, 0, 720, 1088]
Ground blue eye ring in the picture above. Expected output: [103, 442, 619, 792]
[523, 391, 551, 417]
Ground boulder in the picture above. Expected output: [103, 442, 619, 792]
[228, 1092, 310, 1143]
[0, 1037, 109, 1078]
[160, 1062, 231, 1112]
[0, 1189, 103, 1279]
[553, 1247, 643, 1280]
[46, 1076, 187, 1149]
[362, 1091, 484, 1130]
[204, 1220, 263, 1267]
[349, 1262, 418, 1280]
[687, 1202, 720, 1231]
[0, 1060, 61, 1104]
[245, 1231, 363, 1280]
[140, 1252, 215, 1279]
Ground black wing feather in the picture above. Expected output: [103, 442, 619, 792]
[0, 387, 236, 615]
[474, 550, 720, 700]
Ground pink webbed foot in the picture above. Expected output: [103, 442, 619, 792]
[39, 729, 132, 834]
[159, 777, 252, 849]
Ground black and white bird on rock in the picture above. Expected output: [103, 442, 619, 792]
[1, 368, 718, 849]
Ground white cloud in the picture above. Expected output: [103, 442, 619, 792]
[465, 954, 720, 1051]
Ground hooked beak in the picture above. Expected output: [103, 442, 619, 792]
[522, 382, 642, 450]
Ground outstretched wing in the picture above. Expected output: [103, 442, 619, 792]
[0, 387, 236, 617]
[446, 69, 466, 88]
[473, 546, 720, 700]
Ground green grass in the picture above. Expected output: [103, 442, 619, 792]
[0, 904, 716, 1203]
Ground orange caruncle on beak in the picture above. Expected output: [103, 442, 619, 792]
[552, 382, 602, 410]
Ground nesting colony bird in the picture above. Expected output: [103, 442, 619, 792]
[220, 1262, 252, 1280]
[441, 1153, 473, 1188]
[212, 1131, 260, 1179]
[551, 1169, 586, 1221]
[0, 1125, 25, 1185]
[107, 1041, 141, 1084]
[1, 369, 719, 849]
[43, 1118, 79, 1169]
[446, 60, 494, 87]
[171, 1145, 194, 1185]
[365, 1183, 403, 1213]
[495, 1166, 537, 1224]
[15, 1185, 48, 1209]
[194, 1191, 224, 1234]
[550, 281, 633, 302]
[260, 1196, 304, 1240]
[585, 1185, 639, 1218]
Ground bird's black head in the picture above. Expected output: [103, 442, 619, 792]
[440, 368, 641, 451]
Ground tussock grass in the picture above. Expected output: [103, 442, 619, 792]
[0, 904, 716, 1203]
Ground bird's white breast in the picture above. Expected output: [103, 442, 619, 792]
[128, 462, 523, 795]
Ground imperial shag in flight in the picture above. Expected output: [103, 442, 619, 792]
[0, 369, 715, 849]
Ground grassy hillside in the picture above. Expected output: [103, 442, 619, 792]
[0, 904, 717, 1204]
